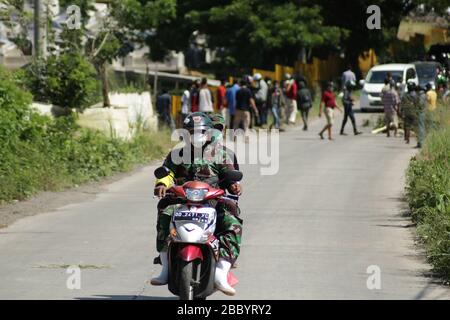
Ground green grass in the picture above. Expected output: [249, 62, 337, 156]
[0, 66, 173, 204]
[0, 120, 172, 203]
[405, 104, 450, 279]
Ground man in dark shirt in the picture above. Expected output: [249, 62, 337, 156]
[233, 79, 258, 133]
[340, 81, 362, 136]
[156, 89, 175, 131]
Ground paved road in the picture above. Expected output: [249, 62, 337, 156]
[1, 111, 449, 300]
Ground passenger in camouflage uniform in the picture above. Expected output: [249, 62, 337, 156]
[151, 112, 243, 296]
[209, 113, 239, 171]
[400, 81, 426, 147]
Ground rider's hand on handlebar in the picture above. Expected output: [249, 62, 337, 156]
[229, 183, 242, 196]
[154, 185, 167, 198]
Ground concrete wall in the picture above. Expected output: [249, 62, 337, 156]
[32, 91, 158, 140]
[78, 92, 158, 140]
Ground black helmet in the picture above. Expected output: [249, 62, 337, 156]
[406, 80, 416, 93]
[183, 112, 214, 131]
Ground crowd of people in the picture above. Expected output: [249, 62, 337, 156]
[380, 68, 448, 149]
[155, 64, 449, 147]
[159, 74, 314, 135]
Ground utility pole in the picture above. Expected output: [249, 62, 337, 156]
[33, 0, 47, 58]
[153, 63, 159, 101]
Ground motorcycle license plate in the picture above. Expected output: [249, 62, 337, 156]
[173, 211, 209, 223]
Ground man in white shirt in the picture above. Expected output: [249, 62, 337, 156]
[198, 77, 214, 114]
[181, 84, 191, 121]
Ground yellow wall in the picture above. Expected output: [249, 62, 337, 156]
[295, 55, 345, 89]
[358, 49, 378, 77]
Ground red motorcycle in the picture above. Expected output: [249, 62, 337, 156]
[154, 167, 242, 300]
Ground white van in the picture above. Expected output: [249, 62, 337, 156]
[359, 63, 419, 112]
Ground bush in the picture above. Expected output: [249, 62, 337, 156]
[22, 52, 99, 110]
[405, 106, 450, 279]
[0, 66, 171, 203]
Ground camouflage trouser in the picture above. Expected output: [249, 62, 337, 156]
[156, 198, 243, 265]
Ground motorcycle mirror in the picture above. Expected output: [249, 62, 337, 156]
[154, 166, 170, 179]
[223, 170, 243, 182]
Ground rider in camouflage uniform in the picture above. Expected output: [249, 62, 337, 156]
[151, 112, 243, 296]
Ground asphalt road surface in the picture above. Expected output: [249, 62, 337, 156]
[1, 111, 449, 300]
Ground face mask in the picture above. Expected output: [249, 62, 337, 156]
[191, 132, 207, 148]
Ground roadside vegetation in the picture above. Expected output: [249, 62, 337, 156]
[405, 104, 450, 279]
[0, 67, 171, 204]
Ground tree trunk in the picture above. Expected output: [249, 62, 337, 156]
[100, 64, 110, 108]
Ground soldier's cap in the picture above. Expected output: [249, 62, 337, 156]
[183, 112, 214, 131]
[209, 113, 226, 130]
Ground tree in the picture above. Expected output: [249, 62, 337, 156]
[151, 0, 347, 71]
[313, 0, 449, 69]
[87, 30, 121, 107]
[111, 0, 177, 61]
[23, 52, 98, 110]
[58, 0, 125, 107]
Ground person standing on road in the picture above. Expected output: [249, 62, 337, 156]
[416, 85, 427, 148]
[319, 82, 342, 140]
[226, 80, 240, 129]
[217, 79, 227, 122]
[234, 79, 258, 134]
[340, 81, 362, 136]
[181, 84, 191, 123]
[400, 81, 418, 145]
[425, 82, 437, 111]
[284, 73, 298, 125]
[381, 80, 400, 138]
[269, 80, 282, 130]
[156, 89, 175, 132]
[297, 81, 313, 131]
[253, 73, 269, 127]
[199, 77, 214, 114]
[190, 79, 200, 113]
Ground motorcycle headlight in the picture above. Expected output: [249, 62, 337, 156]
[185, 188, 208, 202]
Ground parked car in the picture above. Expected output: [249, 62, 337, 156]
[413, 61, 442, 89]
[359, 63, 419, 112]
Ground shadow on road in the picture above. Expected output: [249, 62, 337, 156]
[76, 295, 178, 300]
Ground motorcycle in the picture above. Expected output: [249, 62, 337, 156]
[154, 166, 242, 300]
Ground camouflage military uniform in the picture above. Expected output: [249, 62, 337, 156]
[400, 92, 418, 131]
[401, 91, 426, 145]
[155, 144, 243, 265]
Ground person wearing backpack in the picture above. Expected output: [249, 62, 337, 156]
[297, 81, 312, 131]
[340, 80, 362, 136]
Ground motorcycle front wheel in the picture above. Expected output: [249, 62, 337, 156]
[179, 260, 195, 300]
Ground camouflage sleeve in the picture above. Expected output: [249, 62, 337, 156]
[217, 149, 236, 177]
